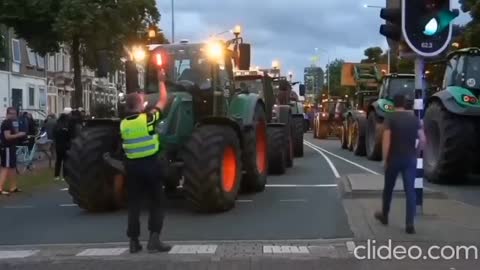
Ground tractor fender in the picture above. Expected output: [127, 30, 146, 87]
[368, 99, 393, 119]
[199, 116, 244, 148]
[428, 87, 480, 116]
[229, 93, 266, 127]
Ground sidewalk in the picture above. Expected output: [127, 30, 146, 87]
[340, 174, 480, 245]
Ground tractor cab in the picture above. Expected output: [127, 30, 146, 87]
[443, 47, 480, 98]
[377, 73, 415, 108]
[355, 90, 378, 111]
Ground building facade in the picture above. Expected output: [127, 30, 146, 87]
[0, 26, 47, 120]
[304, 66, 324, 97]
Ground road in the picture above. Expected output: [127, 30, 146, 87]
[1, 132, 479, 269]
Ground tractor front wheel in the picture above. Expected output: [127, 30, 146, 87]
[182, 125, 242, 212]
[365, 111, 383, 161]
[424, 102, 473, 184]
[242, 104, 268, 193]
[317, 121, 328, 139]
[292, 116, 304, 157]
[65, 126, 124, 212]
[267, 125, 287, 175]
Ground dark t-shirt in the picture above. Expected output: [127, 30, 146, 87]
[1, 119, 18, 147]
[384, 111, 420, 161]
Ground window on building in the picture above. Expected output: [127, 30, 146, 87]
[48, 54, 55, 71]
[29, 87, 35, 107]
[27, 47, 37, 66]
[36, 54, 45, 69]
[39, 87, 46, 109]
[12, 39, 21, 63]
[56, 52, 64, 71]
[64, 52, 70, 72]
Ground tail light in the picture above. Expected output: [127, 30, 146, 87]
[462, 95, 478, 104]
[155, 53, 163, 66]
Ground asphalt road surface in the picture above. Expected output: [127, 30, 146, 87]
[0, 137, 354, 246]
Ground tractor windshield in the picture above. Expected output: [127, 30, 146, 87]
[145, 45, 212, 94]
[387, 77, 415, 99]
[464, 56, 480, 89]
[234, 78, 263, 94]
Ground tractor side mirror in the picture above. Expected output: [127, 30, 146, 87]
[299, 84, 306, 96]
[238, 43, 251, 70]
[96, 50, 112, 78]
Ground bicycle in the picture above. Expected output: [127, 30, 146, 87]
[16, 132, 53, 174]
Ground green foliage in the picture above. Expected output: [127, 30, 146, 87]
[0, 0, 162, 107]
[326, 58, 347, 96]
[361, 47, 384, 64]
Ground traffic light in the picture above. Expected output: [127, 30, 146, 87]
[403, 0, 459, 57]
[379, 7, 402, 42]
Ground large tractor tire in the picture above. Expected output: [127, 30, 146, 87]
[65, 126, 124, 212]
[182, 125, 242, 212]
[349, 118, 367, 156]
[366, 111, 383, 161]
[242, 104, 268, 193]
[313, 118, 319, 138]
[340, 121, 349, 149]
[317, 121, 329, 139]
[424, 102, 474, 184]
[292, 116, 304, 157]
[267, 125, 287, 175]
[285, 121, 294, 168]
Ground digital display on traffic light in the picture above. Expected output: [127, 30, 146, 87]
[403, 0, 458, 57]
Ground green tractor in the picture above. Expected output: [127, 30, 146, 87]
[234, 70, 293, 174]
[65, 35, 270, 213]
[424, 47, 480, 183]
[363, 73, 415, 160]
[272, 77, 305, 158]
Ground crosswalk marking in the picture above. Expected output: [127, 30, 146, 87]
[263, 245, 309, 254]
[168, 245, 217, 254]
[76, 248, 128, 256]
[0, 250, 39, 259]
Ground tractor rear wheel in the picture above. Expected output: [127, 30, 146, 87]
[366, 111, 383, 161]
[267, 125, 287, 175]
[292, 116, 304, 157]
[424, 102, 473, 184]
[242, 104, 268, 193]
[318, 121, 328, 139]
[182, 125, 242, 212]
[350, 118, 366, 156]
[65, 126, 124, 212]
[313, 118, 319, 138]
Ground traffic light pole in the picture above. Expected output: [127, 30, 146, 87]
[413, 56, 424, 215]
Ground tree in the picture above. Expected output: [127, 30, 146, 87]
[0, 0, 162, 108]
[325, 58, 346, 96]
[361, 47, 384, 64]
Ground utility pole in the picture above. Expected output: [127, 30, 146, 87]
[171, 0, 175, 43]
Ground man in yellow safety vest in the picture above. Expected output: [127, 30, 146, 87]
[120, 69, 169, 254]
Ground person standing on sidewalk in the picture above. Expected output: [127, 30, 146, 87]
[0, 107, 26, 195]
[53, 114, 70, 181]
[375, 94, 426, 234]
[120, 68, 169, 254]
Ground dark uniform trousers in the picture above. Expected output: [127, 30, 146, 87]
[125, 155, 166, 239]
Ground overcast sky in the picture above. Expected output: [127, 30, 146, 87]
[156, 0, 470, 85]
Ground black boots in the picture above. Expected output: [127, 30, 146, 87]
[147, 232, 172, 253]
[374, 211, 389, 225]
[129, 238, 142, 254]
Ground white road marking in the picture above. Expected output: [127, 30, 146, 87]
[76, 248, 128, 256]
[304, 141, 340, 178]
[59, 204, 78, 207]
[169, 245, 217, 254]
[346, 241, 356, 253]
[2, 205, 34, 209]
[0, 250, 39, 259]
[263, 245, 309, 254]
[305, 140, 381, 175]
[265, 184, 337, 188]
[279, 199, 307, 203]
[236, 199, 253, 203]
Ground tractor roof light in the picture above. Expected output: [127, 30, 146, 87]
[233, 25, 242, 36]
[132, 46, 146, 62]
[206, 41, 224, 61]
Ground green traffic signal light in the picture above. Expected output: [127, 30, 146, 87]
[423, 9, 459, 36]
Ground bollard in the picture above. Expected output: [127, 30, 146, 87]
[413, 89, 424, 215]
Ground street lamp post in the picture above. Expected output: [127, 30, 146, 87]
[363, 3, 390, 73]
[171, 0, 175, 43]
[315, 48, 330, 98]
